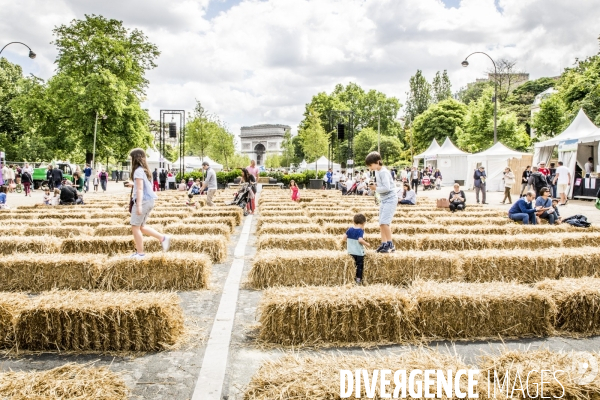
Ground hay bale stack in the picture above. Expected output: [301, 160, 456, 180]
[0, 254, 100, 292]
[256, 216, 311, 229]
[433, 216, 511, 225]
[164, 223, 230, 238]
[367, 251, 459, 285]
[39, 213, 88, 220]
[193, 208, 243, 225]
[557, 247, 600, 278]
[460, 249, 560, 283]
[536, 278, 600, 334]
[90, 212, 127, 220]
[148, 217, 184, 226]
[0, 236, 60, 255]
[244, 350, 475, 399]
[260, 210, 306, 218]
[257, 223, 323, 236]
[0, 294, 27, 347]
[257, 234, 341, 251]
[97, 252, 211, 291]
[323, 223, 381, 235]
[411, 281, 554, 340]
[258, 285, 415, 345]
[16, 290, 184, 351]
[183, 216, 236, 232]
[62, 218, 122, 227]
[94, 225, 137, 236]
[24, 226, 91, 237]
[0, 363, 129, 400]
[250, 251, 354, 288]
[480, 349, 600, 399]
[61, 235, 227, 263]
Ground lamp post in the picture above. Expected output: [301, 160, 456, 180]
[461, 52, 498, 143]
[0, 42, 36, 59]
[377, 113, 381, 153]
[91, 111, 107, 175]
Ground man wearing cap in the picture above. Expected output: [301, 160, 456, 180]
[473, 166, 487, 204]
[200, 161, 217, 206]
[538, 162, 550, 178]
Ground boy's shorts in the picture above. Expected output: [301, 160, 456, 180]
[379, 193, 398, 225]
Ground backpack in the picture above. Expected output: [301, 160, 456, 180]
[534, 173, 547, 188]
[563, 214, 591, 228]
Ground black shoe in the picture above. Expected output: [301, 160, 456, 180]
[389, 243, 396, 252]
[379, 243, 392, 253]
[375, 243, 385, 252]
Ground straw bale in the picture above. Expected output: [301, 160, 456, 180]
[145, 217, 181, 226]
[0, 254, 100, 292]
[16, 290, 184, 351]
[315, 216, 373, 225]
[480, 349, 600, 400]
[193, 207, 243, 225]
[97, 252, 211, 291]
[460, 249, 560, 283]
[323, 223, 380, 235]
[150, 211, 189, 219]
[258, 285, 416, 345]
[90, 212, 127, 219]
[536, 278, 600, 334]
[244, 349, 477, 400]
[0, 363, 129, 400]
[257, 234, 341, 251]
[61, 235, 227, 263]
[23, 226, 91, 238]
[410, 281, 554, 340]
[0, 294, 27, 347]
[164, 223, 230, 238]
[557, 247, 600, 278]
[183, 216, 236, 232]
[433, 216, 512, 225]
[367, 251, 459, 285]
[260, 210, 306, 218]
[256, 216, 311, 229]
[39, 213, 87, 220]
[0, 213, 36, 220]
[257, 223, 323, 236]
[249, 251, 354, 288]
[0, 236, 60, 255]
[94, 225, 136, 236]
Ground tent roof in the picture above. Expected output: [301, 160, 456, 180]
[469, 141, 528, 159]
[436, 137, 469, 156]
[535, 109, 600, 147]
[305, 156, 340, 169]
[146, 147, 169, 163]
[173, 156, 223, 169]
[414, 138, 441, 159]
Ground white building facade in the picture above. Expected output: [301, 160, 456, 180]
[240, 124, 290, 166]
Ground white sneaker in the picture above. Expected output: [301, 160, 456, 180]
[130, 253, 145, 260]
[161, 236, 171, 252]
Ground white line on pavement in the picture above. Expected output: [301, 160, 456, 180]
[191, 214, 253, 400]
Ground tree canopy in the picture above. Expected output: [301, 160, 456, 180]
[411, 98, 467, 152]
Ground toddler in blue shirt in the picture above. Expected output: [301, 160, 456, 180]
[342, 213, 371, 285]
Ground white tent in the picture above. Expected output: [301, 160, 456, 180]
[413, 138, 441, 166]
[173, 156, 224, 172]
[304, 156, 341, 171]
[466, 142, 529, 191]
[146, 148, 171, 172]
[533, 109, 600, 197]
[429, 137, 470, 186]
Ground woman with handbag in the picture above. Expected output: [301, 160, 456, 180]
[129, 148, 170, 260]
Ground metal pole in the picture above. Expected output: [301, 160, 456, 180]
[377, 114, 381, 153]
[92, 111, 98, 174]
[462, 51, 498, 143]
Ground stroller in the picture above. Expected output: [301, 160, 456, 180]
[226, 182, 252, 216]
[344, 181, 359, 196]
[421, 175, 433, 190]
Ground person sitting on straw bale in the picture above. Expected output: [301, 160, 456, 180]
[356, 178, 368, 195]
[59, 181, 82, 205]
[43, 187, 52, 205]
[129, 148, 171, 260]
[0, 185, 8, 209]
[186, 193, 197, 207]
[398, 182, 416, 205]
[508, 190, 537, 225]
[178, 179, 187, 191]
[551, 199, 562, 224]
[188, 179, 202, 196]
[535, 187, 558, 225]
[366, 151, 398, 253]
[51, 188, 61, 206]
[342, 213, 371, 285]
[448, 183, 466, 212]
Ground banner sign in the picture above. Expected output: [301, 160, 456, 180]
[558, 139, 579, 152]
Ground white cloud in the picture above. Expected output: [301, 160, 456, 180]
[1, 0, 598, 142]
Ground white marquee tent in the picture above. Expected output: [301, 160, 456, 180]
[173, 156, 224, 172]
[304, 156, 341, 171]
[427, 137, 470, 186]
[146, 148, 171, 171]
[534, 109, 600, 197]
[466, 142, 529, 192]
[413, 138, 441, 166]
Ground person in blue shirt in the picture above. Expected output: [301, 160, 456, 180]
[325, 168, 333, 189]
[0, 185, 7, 209]
[508, 190, 537, 225]
[83, 164, 92, 192]
[535, 187, 557, 224]
[342, 213, 371, 285]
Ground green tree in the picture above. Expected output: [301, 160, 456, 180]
[264, 154, 282, 168]
[280, 129, 295, 167]
[412, 98, 467, 152]
[405, 70, 431, 123]
[353, 127, 377, 164]
[185, 101, 212, 158]
[229, 152, 251, 169]
[505, 77, 557, 130]
[556, 53, 600, 125]
[372, 136, 403, 165]
[456, 81, 493, 105]
[207, 121, 235, 169]
[298, 107, 328, 163]
[431, 70, 452, 103]
[532, 94, 566, 139]
[292, 135, 305, 165]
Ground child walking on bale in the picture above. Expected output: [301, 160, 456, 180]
[342, 213, 371, 285]
[366, 151, 398, 253]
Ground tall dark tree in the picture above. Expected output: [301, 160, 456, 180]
[431, 70, 452, 103]
[405, 70, 431, 123]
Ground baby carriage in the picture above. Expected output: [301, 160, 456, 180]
[421, 175, 433, 190]
[344, 181, 359, 196]
[226, 182, 252, 216]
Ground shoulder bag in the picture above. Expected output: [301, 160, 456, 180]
[128, 185, 135, 213]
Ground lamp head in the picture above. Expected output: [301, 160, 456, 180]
[461, 60, 469, 67]
[28, 50, 36, 59]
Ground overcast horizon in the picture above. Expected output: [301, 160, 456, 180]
[1, 0, 598, 144]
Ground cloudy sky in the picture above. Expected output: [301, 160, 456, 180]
[1, 0, 598, 143]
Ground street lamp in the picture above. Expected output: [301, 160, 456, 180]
[0, 42, 36, 59]
[461, 52, 498, 143]
[91, 111, 107, 175]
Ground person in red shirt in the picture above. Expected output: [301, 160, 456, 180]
[538, 162, 550, 177]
